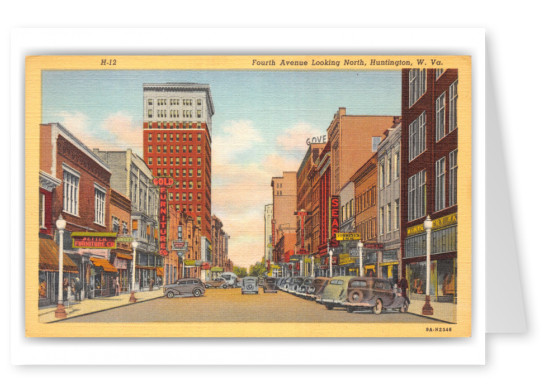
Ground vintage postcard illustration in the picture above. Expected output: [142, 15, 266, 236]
[26, 55, 471, 337]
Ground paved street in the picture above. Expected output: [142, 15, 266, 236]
[63, 287, 446, 323]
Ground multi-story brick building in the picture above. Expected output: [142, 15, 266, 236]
[107, 188, 133, 292]
[40, 123, 114, 301]
[142, 83, 215, 268]
[350, 153, 380, 277]
[264, 204, 273, 265]
[271, 172, 297, 274]
[315, 142, 333, 276]
[295, 143, 324, 265]
[327, 108, 397, 197]
[377, 121, 402, 286]
[210, 214, 229, 279]
[400, 68, 458, 304]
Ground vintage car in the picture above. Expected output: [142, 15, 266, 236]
[281, 277, 293, 291]
[241, 276, 259, 294]
[317, 276, 355, 310]
[297, 277, 315, 294]
[288, 277, 305, 293]
[275, 277, 286, 289]
[345, 277, 409, 314]
[311, 277, 331, 297]
[263, 277, 278, 293]
[204, 278, 229, 289]
[164, 278, 205, 298]
[220, 272, 238, 287]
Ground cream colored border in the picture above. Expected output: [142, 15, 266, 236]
[25, 55, 471, 338]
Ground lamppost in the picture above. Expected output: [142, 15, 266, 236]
[358, 241, 364, 277]
[422, 216, 434, 315]
[54, 215, 67, 319]
[329, 249, 333, 278]
[129, 240, 138, 303]
[311, 255, 315, 277]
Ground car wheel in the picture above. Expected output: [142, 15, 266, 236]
[374, 298, 383, 315]
[166, 291, 174, 298]
[325, 304, 334, 310]
[348, 289, 364, 303]
[192, 288, 202, 297]
[347, 307, 354, 313]
[400, 301, 409, 313]
[223, 285, 228, 289]
[205, 284, 211, 288]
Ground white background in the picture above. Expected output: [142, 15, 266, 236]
[2, 0, 548, 388]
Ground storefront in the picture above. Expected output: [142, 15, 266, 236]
[403, 213, 457, 303]
[90, 256, 119, 297]
[211, 266, 223, 279]
[380, 250, 400, 286]
[136, 265, 156, 289]
[39, 237, 79, 307]
[112, 252, 132, 293]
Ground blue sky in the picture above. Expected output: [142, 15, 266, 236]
[42, 70, 401, 267]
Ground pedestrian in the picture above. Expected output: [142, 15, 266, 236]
[115, 276, 120, 296]
[62, 277, 69, 303]
[398, 276, 410, 304]
[149, 277, 154, 291]
[74, 277, 82, 302]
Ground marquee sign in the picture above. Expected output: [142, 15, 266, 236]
[154, 176, 173, 256]
[71, 232, 117, 249]
[336, 232, 360, 241]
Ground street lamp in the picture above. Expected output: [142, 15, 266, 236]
[422, 216, 434, 315]
[54, 215, 67, 319]
[358, 241, 364, 277]
[311, 255, 315, 277]
[129, 240, 139, 303]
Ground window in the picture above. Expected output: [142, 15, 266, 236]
[176, 169, 180, 177]
[407, 170, 426, 221]
[94, 185, 106, 225]
[197, 99, 202, 106]
[409, 68, 427, 107]
[449, 149, 458, 206]
[148, 158, 152, 165]
[189, 181, 194, 189]
[157, 146, 161, 153]
[148, 133, 152, 141]
[189, 158, 193, 165]
[435, 156, 446, 211]
[435, 69, 444, 79]
[157, 133, 161, 141]
[449, 80, 458, 132]
[148, 109, 153, 118]
[182, 193, 187, 201]
[386, 155, 391, 185]
[436, 91, 446, 141]
[62, 166, 80, 216]
[122, 222, 128, 235]
[198, 134, 202, 142]
[372, 137, 381, 152]
[170, 146, 173, 153]
[189, 192, 193, 201]
[112, 216, 120, 233]
[197, 192, 202, 200]
[197, 181, 202, 189]
[189, 146, 193, 153]
[197, 205, 202, 212]
[169, 193, 173, 201]
[39, 193, 45, 228]
[379, 207, 384, 235]
[387, 203, 392, 233]
[148, 145, 152, 153]
[394, 200, 400, 231]
[379, 161, 385, 189]
[197, 110, 202, 118]
[408, 111, 426, 161]
[393, 151, 399, 179]
[197, 169, 202, 177]
[148, 99, 153, 105]
[189, 169, 193, 177]
[197, 158, 201, 166]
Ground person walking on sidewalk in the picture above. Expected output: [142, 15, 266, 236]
[115, 276, 120, 296]
[398, 276, 410, 304]
[149, 277, 154, 291]
[74, 277, 82, 302]
[63, 277, 69, 303]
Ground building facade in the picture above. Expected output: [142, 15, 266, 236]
[400, 68, 458, 303]
[264, 204, 273, 264]
[377, 121, 402, 286]
[142, 83, 215, 269]
[40, 123, 114, 302]
[327, 108, 397, 197]
[107, 188, 133, 293]
[94, 149, 161, 290]
[270, 172, 297, 272]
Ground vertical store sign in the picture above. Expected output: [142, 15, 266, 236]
[330, 196, 340, 240]
[154, 177, 174, 256]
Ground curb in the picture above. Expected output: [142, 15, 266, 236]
[46, 294, 164, 323]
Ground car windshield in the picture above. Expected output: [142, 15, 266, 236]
[303, 280, 312, 285]
[330, 280, 344, 285]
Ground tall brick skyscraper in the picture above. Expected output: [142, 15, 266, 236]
[142, 83, 214, 244]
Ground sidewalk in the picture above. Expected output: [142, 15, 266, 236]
[408, 298, 457, 324]
[39, 288, 165, 323]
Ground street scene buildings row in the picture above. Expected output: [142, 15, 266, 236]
[266, 69, 458, 304]
[38, 83, 232, 308]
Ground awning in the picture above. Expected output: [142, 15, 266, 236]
[136, 265, 156, 270]
[156, 267, 164, 277]
[132, 220, 138, 230]
[90, 257, 118, 273]
[114, 252, 133, 260]
[211, 266, 223, 272]
[184, 260, 196, 267]
[39, 237, 79, 273]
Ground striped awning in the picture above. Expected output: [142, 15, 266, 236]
[90, 257, 118, 273]
[39, 237, 78, 273]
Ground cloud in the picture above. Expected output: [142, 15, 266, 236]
[276, 122, 325, 151]
[52, 110, 143, 154]
[212, 120, 265, 164]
